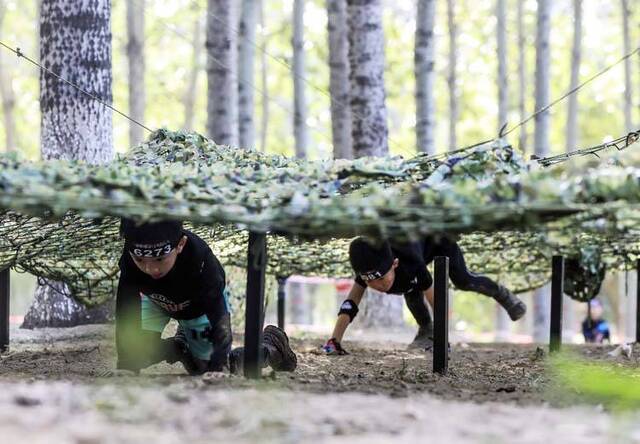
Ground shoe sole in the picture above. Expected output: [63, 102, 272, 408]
[508, 301, 527, 321]
[264, 325, 298, 372]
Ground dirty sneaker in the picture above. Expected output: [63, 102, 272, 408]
[407, 324, 434, 350]
[494, 286, 527, 321]
[263, 325, 298, 372]
[172, 328, 207, 375]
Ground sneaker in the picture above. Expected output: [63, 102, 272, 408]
[262, 325, 297, 372]
[172, 328, 207, 375]
[229, 347, 244, 375]
[408, 324, 434, 350]
[494, 286, 527, 321]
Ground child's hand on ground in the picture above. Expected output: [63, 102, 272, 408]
[322, 338, 349, 355]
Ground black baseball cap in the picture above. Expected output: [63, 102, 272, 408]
[349, 237, 394, 282]
[120, 219, 184, 258]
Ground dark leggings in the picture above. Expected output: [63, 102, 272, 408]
[403, 237, 503, 327]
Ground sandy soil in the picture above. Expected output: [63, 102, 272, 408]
[0, 325, 639, 443]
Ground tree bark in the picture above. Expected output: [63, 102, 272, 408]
[23, 0, 114, 329]
[446, 0, 458, 151]
[532, 0, 551, 342]
[258, 0, 269, 153]
[206, 0, 238, 146]
[347, 0, 388, 157]
[415, 0, 436, 155]
[293, 0, 307, 159]
[622, 0, 632, 133]
[126, 0, 145, 147]
[183, 15, 203, 131]
[327, 0, 352, 159]
[566, 0, 582, 152]
[0, 1, 17, 152]
[517, 0, 527, 154]
[238, 0, 257, 150]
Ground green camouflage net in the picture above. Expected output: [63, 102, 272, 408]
[0, 129, 639, 305]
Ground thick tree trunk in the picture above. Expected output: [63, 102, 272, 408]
[0, 1, 17, 152]
[415, 0, 436, 155]
[566, 0, 582, 153]
[532, 0, 551, 342]
[238, 0, 257, 150]
[327, 0, 352, 159]
[126, 0, 145, 147]
[622, 0, 632, 133]
[206, 0, 238, 146]
[24, 0, 114, 329]
[347, 0, 388, 157]
[293, 0, 307, 159]
[517, 0, 527, 154]
[258, 0, 269, 153]
[446, 0, 458, 151]
[183, 15, 202, 131]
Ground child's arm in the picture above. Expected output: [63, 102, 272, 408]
[323, 282, 366, 354]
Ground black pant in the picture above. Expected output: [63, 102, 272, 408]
[404, 237, 503, 327]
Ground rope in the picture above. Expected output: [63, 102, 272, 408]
[0, 41, 154, 133]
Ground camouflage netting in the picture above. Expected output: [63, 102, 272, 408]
[0, 129, 639, 305]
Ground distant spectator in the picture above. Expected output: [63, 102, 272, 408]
[582, 299, 611, 344]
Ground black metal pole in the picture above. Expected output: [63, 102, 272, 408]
[433, 256, 449, 375]
[276, 276, 287, 330]
[243, 232, 267, 378]
[0, 268, 9, 352]
[550, 255, 564, 353]
[636, 260, 640, 343]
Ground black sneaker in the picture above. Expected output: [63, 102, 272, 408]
[263, 325, 297, 372]
[408, 324, 434, 350]
[494, 286, 527, 321]
[228, 347, 244, 375]
[172, 328, 207, 376]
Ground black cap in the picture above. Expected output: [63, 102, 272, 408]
[120, 219, 184, 257]
[348, 237, 394, 281]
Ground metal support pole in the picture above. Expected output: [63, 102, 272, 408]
[433, 256, 449, 375]
[243, 232, 267, 378]
[0, 268, 9, 352]
[636, 260, 640, 343]
[550, 255, 564, 353]
[276, 276, 287, 330]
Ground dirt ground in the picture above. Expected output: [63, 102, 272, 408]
[1, 325, 640, 443]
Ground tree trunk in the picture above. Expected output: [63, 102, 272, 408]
[0, 1, 17, 152]
[415, 0, 436, 155]
[293, 0, 307, 159]
[495, 0, 511, 339]
[566, 0, 582, 153]
[258, 0, 269, 153]
[206, 0, 238, 146]
[327, 0, 352, 159]
[183, 15, 203, 131]
[347, 0, 388, 157]
[446, 0, 458, 151]
[126, 0, 145, 147]
[532, 0, 551, 342]
[23, 0, 114, 329]
[517, 0, 527, 154]
[238, 0, 257, 150]
[622, 0, 632, 133]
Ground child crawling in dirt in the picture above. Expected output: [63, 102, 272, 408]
[323, 236, 527, 354]
[112, 219, 297, 376]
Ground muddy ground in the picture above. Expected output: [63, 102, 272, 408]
[1, 325, 639, 443]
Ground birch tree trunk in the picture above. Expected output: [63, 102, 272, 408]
[517, 0, 527, 154]
[566, 0, 582, 153]
[0, 1, 17, 152]
[23, 0, 114, 328]
[183, 15, 202, 131]
[415, 0, 436, 155]
[293, 0, 307, 159]
[495, 0, 510, 341]
[347, 0, 401, 327]
[126, 0, 145, 147]
[532, 0, 551, 342]
[238, 0, 257, 150]
[327, 0, 352, 159]
[206, 0, 238, 146]
[446, 0, 458, 151]
[258, 0, 269, 152]
[622, 0, 632, 133]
